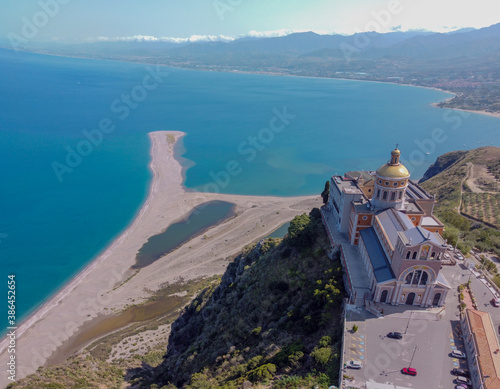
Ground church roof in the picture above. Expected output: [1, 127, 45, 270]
[376, 163, 410, 179]
[360, 227, 395, 283]
[376, 209, 414, 247]
[399, 226, 445, 247]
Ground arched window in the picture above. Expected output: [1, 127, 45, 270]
[398, 191, 403, 200]
[412, 251, 417, 260]
[383, 191, 388, 200]
[405, 272, 413, 284]
[376, 189, 381, 198]
[391, 192, 396, 201]
[420, 272, 428, 285]
[430, 252, 436, 260]
[412, 270, 422, 285]
[406, 251, 411, 259]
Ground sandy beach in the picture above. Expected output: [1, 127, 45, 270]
[0, 131, 320, 385]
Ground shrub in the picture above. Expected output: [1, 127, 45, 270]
[247, 363, 277, 382]
[311, 347, 332, 368]
[319, 336, 332, 347]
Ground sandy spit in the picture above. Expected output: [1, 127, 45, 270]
[0, 131, 320, 384]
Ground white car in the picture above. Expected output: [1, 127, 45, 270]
[456, 376, 472, 385]
[456, 254, 464, 260]
[444, 253, 451, 259]
[451, 350, 466, 359]
[347, 360, 363, 369]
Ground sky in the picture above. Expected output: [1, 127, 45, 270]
[2, 0, 500, 44]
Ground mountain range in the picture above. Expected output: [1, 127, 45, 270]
[3, 23, 500, 113]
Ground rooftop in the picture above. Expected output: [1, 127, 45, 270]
[399, 226, 445, 247]
[360, 227, 395, 283]
[332, 175, 363, 195]
[465, 309, 500, 388]
[403, 201, 423, 214]
[375, 209, 415, 247]
[421, 215, 444, 227]
[406, 180, 434, 201]
[345, 170, 375, 183]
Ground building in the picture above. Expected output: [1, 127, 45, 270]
[461, 309, 500, 388]
[325, 147, 450, 307]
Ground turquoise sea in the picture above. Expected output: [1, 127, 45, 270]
[1, 48, 500, 329]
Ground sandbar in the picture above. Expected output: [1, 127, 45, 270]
[0, 131, 320, 384]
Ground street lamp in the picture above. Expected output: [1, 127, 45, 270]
[404, 311, 413, 334]
[408, 346, 419, 369]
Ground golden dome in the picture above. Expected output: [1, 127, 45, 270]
[391, 148, 401, 156]
[376, 163, 410, 178]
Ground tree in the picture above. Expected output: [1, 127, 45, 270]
[321, 180, 330, 204]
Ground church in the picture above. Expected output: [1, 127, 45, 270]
[325, 147, 450, 307]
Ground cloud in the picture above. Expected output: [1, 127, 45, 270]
[92, 29, 336, 44]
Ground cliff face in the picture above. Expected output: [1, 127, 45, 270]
[148, 209, 345, 389]
[419, 150, 467, 183]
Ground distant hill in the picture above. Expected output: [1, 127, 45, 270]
[10, 23, 500, 113]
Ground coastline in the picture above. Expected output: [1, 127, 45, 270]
[0, 131, 320, 384]
[0, 130, 172, 358]
[6, 47, 500, 121]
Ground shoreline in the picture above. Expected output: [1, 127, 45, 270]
[0, 131, 173, 354]
[5, 47, 500, 121]
[0, 131, 320, 384]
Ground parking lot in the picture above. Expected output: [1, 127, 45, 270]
[340, 251, 500, 389]
[344, 310, 467, 388]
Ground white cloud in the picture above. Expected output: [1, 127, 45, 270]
[91, 29, 336, 44]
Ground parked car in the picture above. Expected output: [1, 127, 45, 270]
[451, 350, 467, 359]
[455, 385, 468, 389]
[444, 253, 451, 259]
[456, 253, 464, 260]
[346, 360, 363, 369]
[387, 332, 403, 339]
[402, 367, 417, 376]
[452, 368, 470, 377]
[456, 376, 472, 385]
[492, 298, 500, 307]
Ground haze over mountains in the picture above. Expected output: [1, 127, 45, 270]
[4, 22, 500, 113]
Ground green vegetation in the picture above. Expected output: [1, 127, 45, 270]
[10, 210, 344, 389]
[149, 209, 345, 388]
[462, 193, 500, 228]
[321, 180, 330, 204]
[6, 354, 124, 389]
[421, 147, 500, 256]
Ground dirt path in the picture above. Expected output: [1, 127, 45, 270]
[465, 162, 497, 194]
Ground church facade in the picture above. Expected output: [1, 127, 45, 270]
[326, 148, 450, 307]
